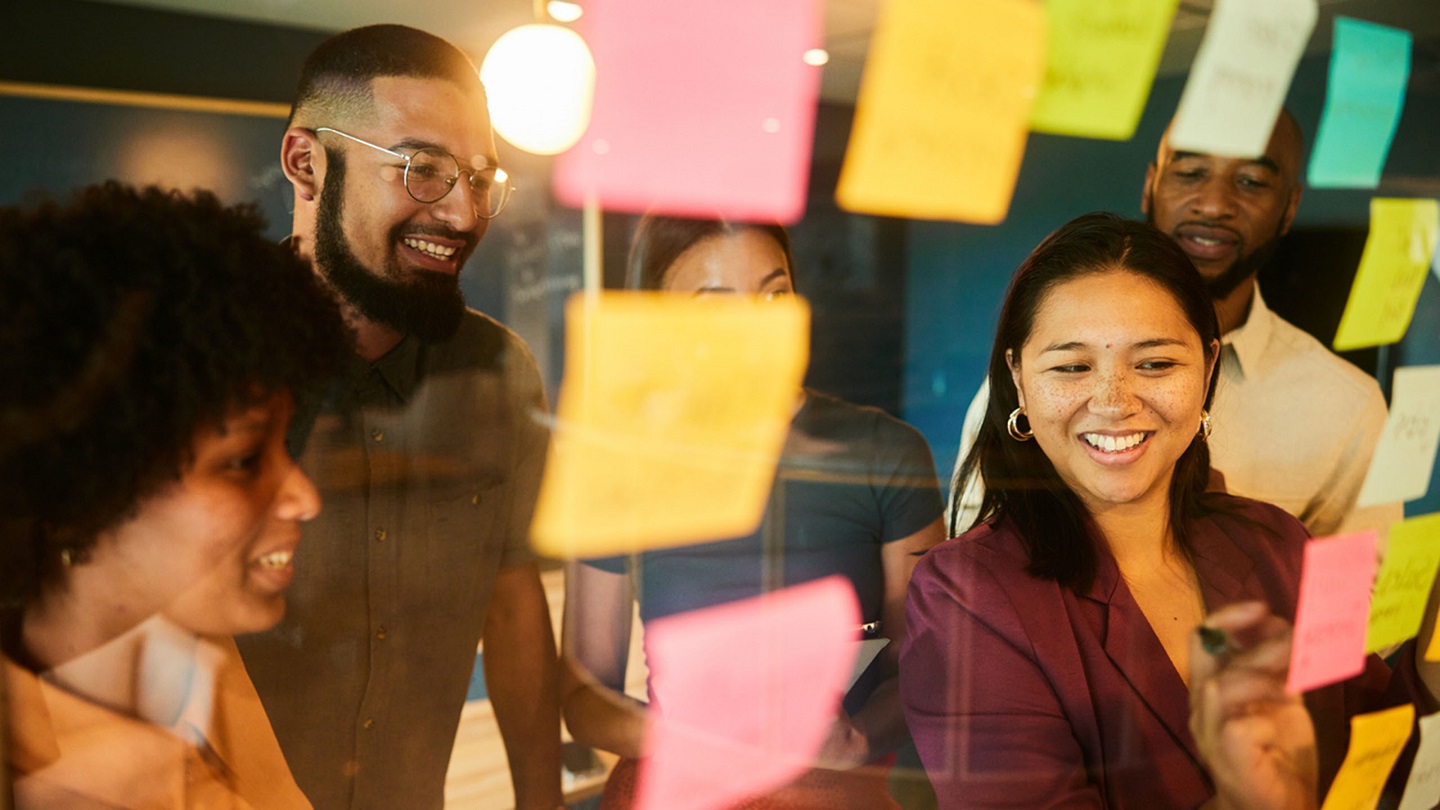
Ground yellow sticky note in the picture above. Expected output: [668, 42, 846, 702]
[836, 0, 1046, 224]
[1334, 198, 1440, 351]
[531, 293, 809, 559]
[1323, 704, 1416, 810]
[1029, 0, 1179, 140]
[1366, 513, 1440, 653]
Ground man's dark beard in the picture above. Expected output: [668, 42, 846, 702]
[1147, 210, 1285, 301]
[1203, 233, 1281, 300]
[314, 150, 466, 343]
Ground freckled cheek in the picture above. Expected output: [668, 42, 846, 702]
[1025, 383, 1089, 436]
[1153, 378, 1208, 423]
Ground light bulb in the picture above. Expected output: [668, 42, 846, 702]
[480, 24, 596, 156]
[547, 1, 583, 23]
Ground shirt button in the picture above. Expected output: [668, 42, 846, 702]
[470, 494, 481, 507]
[370, 428, 384, 442]
[376, 626, 387, 640]
[375, 527, 387, 542]
[362, 719, 375, 730]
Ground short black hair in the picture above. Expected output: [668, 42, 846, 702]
[288, 24, 486, 128]
[0, 183, 350, 605]
[627, 215, 795, 292]
[956, 212, 1224, 592]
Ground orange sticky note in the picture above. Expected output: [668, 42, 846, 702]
[635, 577, 860, 810]
[1334, 198, 1440, 351]
[1429, 603, 1440, 661]
[553, 0, 822, 222]
[531, 293, 809, 558]
[836, 0, 1046, 224]
[1322, 704, 1415, 810]
[1288, 532, 1378, 693]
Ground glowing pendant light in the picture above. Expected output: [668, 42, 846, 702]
[481, 17, 595, 156]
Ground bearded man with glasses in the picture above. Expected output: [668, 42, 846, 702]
[234, 24, 561, 810]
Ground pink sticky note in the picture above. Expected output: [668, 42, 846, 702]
[635, 576, 860, 810]
[553, 0, 821, 223]
[1288, 531, 1378, 693]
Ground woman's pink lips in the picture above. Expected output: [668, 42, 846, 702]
[1077, 431, 1152, 466]
[248, 538, 299, 592]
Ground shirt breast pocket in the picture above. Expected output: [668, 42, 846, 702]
[422, 478, 507, 574]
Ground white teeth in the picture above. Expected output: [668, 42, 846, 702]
[1192, 236, 1222, 246]
[402, 237, 457, 259]
[256, 550, 293, 569]
[1083, 432, 1146, 453]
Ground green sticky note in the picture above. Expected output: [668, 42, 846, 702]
[1029, 0, 1179, 141]
[1366, 513, 1440, 653]
[1333, 198, 1440, 351]
[1309, 17, 1412, 189]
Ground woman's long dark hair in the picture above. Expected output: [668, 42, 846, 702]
[954, 213, 1224, 593]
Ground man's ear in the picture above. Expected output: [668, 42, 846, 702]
[1140, 162, 1157, 217]
[281, 127, 322, 202]
[1279, 184, 1302, 236]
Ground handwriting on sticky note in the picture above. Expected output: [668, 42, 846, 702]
[836, 0, 1045, 224]
[1288, 531, 1377, 693]
[531, 293, 809, 559]
[552, 0, 821, 222]
[1322, 704, 1415, 810]
[1358, 366, 1440, 507]
[1169, 0, 1317, 157]
[1334, 199, 1440, 351]
[1399, 711, 1440, 810]
[1308, 17, 1412, 189]
[1029, 0, 1178, 140]
[636, 577, 860, 810]
[1365, 513, 1440, 652]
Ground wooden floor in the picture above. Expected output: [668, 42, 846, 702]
[443, 567, 647, 809]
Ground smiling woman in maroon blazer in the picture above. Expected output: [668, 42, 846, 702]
[900, 213, 1438, 809]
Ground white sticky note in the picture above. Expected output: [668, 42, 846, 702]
[1358, 365, 1440, 507]
[1169, 0, 1317, 158]
[1398, 710, 1440, 810]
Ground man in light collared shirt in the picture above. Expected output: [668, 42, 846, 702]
[949, 110, 1401, 538]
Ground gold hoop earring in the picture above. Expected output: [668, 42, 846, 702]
[1198, 410, 1212, 442]
[1007, 407, 1033, 441]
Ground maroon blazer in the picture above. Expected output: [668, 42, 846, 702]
[899, 496, 1391, 809]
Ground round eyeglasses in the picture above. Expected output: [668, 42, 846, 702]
[315, 126, 515, 219]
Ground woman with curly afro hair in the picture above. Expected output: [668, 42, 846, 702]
[0, 182, 350, 808]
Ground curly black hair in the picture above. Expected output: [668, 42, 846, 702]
[0, 182, 351, 605]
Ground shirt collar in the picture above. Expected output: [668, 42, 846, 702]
[367, 335, 422, 402]
[1220, 284, 1275, 379]
[1079, 508, 1255, 607]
